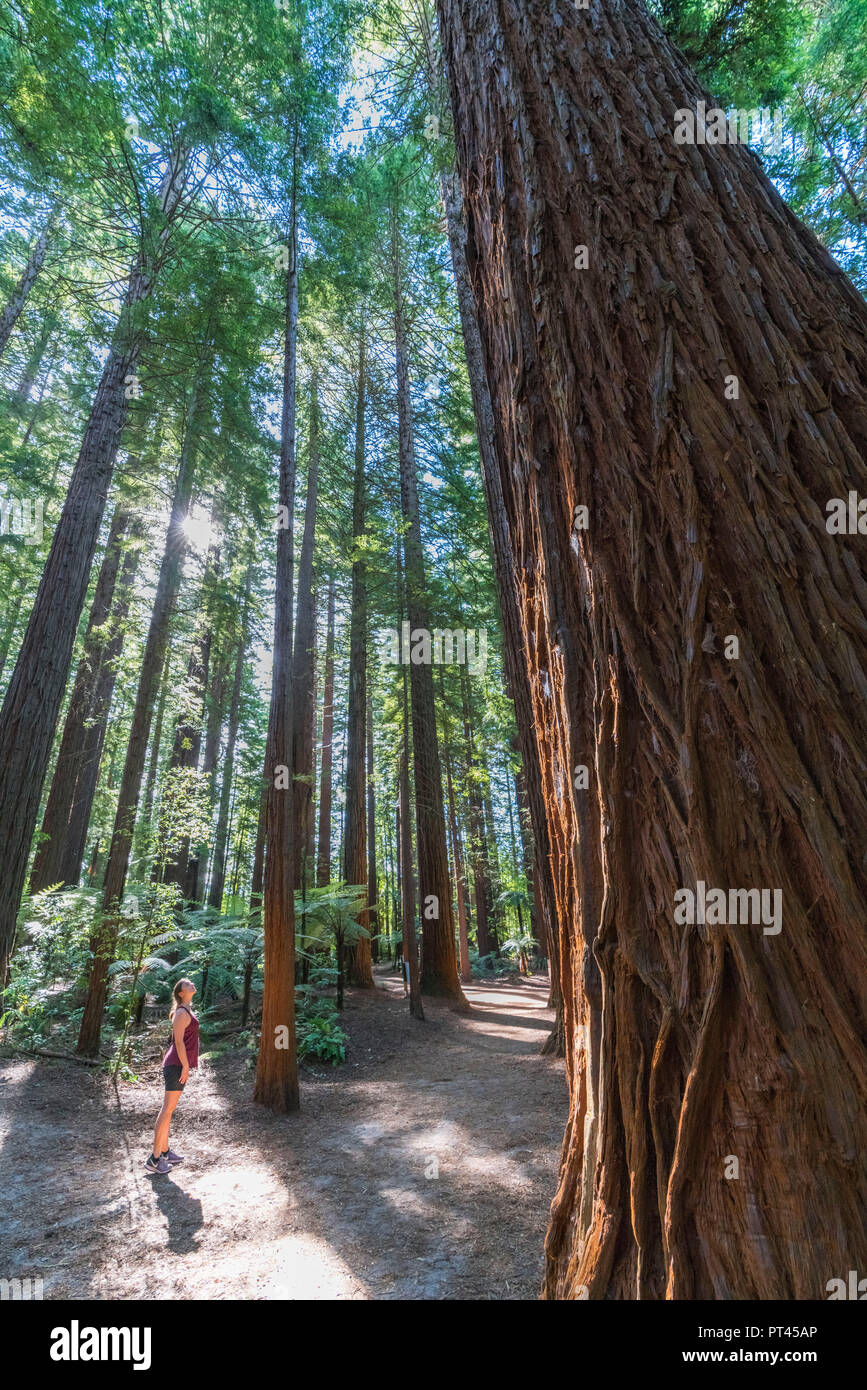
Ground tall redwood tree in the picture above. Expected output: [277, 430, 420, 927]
[438, 0, 867, 1299]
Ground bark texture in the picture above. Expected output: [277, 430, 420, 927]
[254, 151, 300, 1113]
[438, 0, 867, 1299]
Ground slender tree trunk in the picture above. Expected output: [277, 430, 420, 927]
[441, 671, 472, 982]
[76, 381, 201, 1056]
[316, 578, 336, 887]
[0, 147, 191, 979]
[250, 780, 267, 917]
[0, 209, 57, 359]
[438, 0, 867, 1299]
[442, 166, 563, 1045]
[241, 961, 253, 1026]
[14, 309, 58, 406]
[513, 756, 541, 950]
[366, 686, 378, 965]
[194, 642, 228, 904]
[392, 205, 466, 1008]
[460, 667, 492, 959]
[291, 373, 319, 890]
[30, 505, 131, 892]
[189, 543, 229, 902]
[344, 330, 373, 987]
[136, 644, 171, 870]
[481, 769, 501, 952]
[399, 652, 423, 1021]
[393, 798, 402, 956]
[208, 590, 250, 911]
[160, 618, 211, 898]
[254, 134, 300, 1113]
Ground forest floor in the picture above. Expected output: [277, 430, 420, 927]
[0, 972, 566, 1300]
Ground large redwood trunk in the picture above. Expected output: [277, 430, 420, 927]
[344, 331, 373, 987]
[438, 0, 867, 1298]
[254, 143, 300, 1113]
[392, 206, 466, 1008]
[316, 579, 336, 887]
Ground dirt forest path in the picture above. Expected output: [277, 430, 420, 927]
[0, 975, 567, 1300]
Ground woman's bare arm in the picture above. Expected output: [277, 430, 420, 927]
[173, 1011, 190, 1080]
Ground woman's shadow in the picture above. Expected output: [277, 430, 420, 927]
[147, 1170, 204, 1254]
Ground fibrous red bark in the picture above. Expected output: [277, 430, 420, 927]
[438, 0, 867, 1299]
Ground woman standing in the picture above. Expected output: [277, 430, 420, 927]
[146, 978, 199, 1175]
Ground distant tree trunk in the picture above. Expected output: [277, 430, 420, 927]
[316, 578, 336, 887]
[254, 133, 300, 1113]
[393, 798, 403, 955]
[137, 645, 171, 869]
[0, 209, 56, 359]
[398, 639, 423, 1021]
[439, 667, 471, 982]
[191, 545, 230, 902]
[14, 308, 58, 406]
[250, 780, 267, 917]
[61, 518, 143, 890]
[161, 624, 210, 897]
[344, 330, 373, 988]
[366, 687, 378, 964]
[292, 373, 319, 890]
[438, 0, 867, 1299]
[76, 380, 201, 1056]
[460, 668, 492, 958]
[442, 166, 563, 1044]
[513, 757, 541, 950]
[392, 204, 466, 1008]
[482, 769, 501, 952]
[30, 505, 131, 892]
[194, 641, 228, 904]
[208, 588, 250, 912]
[241, 960, 253, 1026]
[0, 147, 191, 980]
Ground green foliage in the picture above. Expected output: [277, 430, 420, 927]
[297, 1012, 347, 1066]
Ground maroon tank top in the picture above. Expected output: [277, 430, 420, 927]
[163, 1005, 199, 1069]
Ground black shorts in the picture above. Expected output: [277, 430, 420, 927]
[163, 1065, 186, 1092]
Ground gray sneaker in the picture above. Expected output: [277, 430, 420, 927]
[165, 1149, 184, 1165]
[145, 1154, 171, 1175]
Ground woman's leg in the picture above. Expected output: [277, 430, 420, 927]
[153, 1090, 181, 1156]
